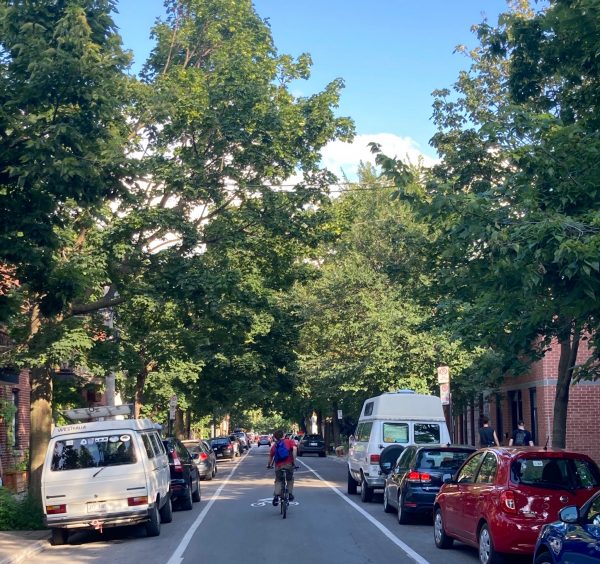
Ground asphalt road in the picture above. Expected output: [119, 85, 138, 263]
[37, 446, 530, 564]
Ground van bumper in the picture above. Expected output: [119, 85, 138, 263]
[45, 507, 151, 529]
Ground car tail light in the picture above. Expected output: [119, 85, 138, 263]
[500, 490, 516, 514]
[200, 452, 208, 461]
[127, 496, 148, 506]
[407, 470, 431, 482]
[370, 454, 380, 464]
[172, 450, 184, 473]
[46, 504, 66, 515]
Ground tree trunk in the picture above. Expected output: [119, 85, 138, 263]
[552, 329, 579, 448]
[174, 407, 184, 438]
[28, 366, 53, 504]
[134, 367, 147, 418]
[185, 408, 191, 439]
[332, 402, 341, 446]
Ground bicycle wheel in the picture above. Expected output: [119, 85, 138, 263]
[282, 492, 287, 519]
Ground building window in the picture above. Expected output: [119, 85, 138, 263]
[509, 390, 523, 431]
[11, 389, 19, 448]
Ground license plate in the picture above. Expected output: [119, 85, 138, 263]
[87, 501, 108, 513]
[310, 442, 317, 446]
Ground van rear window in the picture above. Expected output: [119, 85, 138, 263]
[383, 422, 409, 444]
[414, 423, 441, 444]
[51, 434, 137, 471]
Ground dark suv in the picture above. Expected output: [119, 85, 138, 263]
[297, 434, 326, 457]
[209, 436, 235, 459]
[162, 438, 201, 510]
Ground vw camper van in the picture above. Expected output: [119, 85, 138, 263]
[347, 390, 450, 502]
[42, 417, 172, 545]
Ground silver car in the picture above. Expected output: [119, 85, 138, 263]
[183, 440, 217, 480]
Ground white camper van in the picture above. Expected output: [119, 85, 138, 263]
[42, 416, 172, 545]
[347, 390, 450, 502]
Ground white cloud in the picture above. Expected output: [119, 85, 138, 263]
[320, 133, 438, 180]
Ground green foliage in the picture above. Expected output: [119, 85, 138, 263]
[0, 489, 45, 530]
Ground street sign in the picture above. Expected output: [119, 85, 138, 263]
[439, 382, 450, 405]
[169, 406, 176, 420]
[337, 409, 343, 420]
[437, 366, 450, 384]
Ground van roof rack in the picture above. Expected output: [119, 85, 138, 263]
[62, 404, 134, 421]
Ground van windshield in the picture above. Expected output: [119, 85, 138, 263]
[51, 434, 137, 471]
[383, 422, 409, 444]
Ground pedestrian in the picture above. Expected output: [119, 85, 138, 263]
[509, 420, 534, 446]
[479, 416, 500, 447]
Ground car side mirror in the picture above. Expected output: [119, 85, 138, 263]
[442, 473, 454, 484]
[559, 506, 579, 524]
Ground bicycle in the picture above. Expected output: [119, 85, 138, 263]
[267, 465, 298, 519]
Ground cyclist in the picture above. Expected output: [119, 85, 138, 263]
[267, 429, 297, 506]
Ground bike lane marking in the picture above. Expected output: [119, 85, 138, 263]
[297, 458, 430, 564]
[166, 452, 247, 564]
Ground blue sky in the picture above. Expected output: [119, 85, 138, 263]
[114, 0, 512, 175]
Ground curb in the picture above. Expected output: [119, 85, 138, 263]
[0, 537, 48, 564]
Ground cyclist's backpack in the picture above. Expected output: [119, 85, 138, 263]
[514, 429, 527, 446]
[273, 439, 289, 462]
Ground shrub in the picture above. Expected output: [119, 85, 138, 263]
[0, 488, 45, 530]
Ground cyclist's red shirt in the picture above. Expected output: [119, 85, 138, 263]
[270, 438, 295, 467]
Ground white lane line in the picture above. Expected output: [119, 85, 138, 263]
[297, 459, 430, 564]
[166, 453, 246, 564]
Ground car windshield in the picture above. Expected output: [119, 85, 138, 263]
[51, 434, 137, 471]
[417, 449, 473, 471]
[512, 457, 600, 489]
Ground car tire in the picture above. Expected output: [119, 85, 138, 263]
[360, 475, 373, 503]
[145, 503, 161, 537]
[181, 482, 193, 510]
[319, 452, 326, 457]
[159, 495, 173, 523]
[383, 487, 394, 513]
[397, 492, 409, 524]
[434, 507, 453, 549]
[478, 524, 503, 564]
[192, 478, 201, 503]
[213, 465, 217, 477]
[50, 528, 68, 546]
[347, 470, 358, 495]
[534, 552, 553, 564]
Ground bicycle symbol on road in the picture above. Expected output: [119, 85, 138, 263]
[251, 497, 300, 508]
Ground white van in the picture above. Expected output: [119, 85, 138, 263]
[42, 418, 172, 545]
[347, 390, 451, 502]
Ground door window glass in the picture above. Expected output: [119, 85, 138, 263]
[150, 433, 165, 456]
[142, 433, 156, 459]
[383, 422, 409, 444]
[414, 423, 441, 444]
[395, 447, 414, 471]
[457, 453, 484, 484]
[357, 422, 373, 442]
[476, 453, 498, 484]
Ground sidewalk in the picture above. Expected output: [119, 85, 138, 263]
[0, 530, 49, 564]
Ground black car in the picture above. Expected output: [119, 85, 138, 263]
[381, 444, 475, 523]
[209, 436, 236, 459]
[297, 434, 326, 457]
[162, 438, 201, 510]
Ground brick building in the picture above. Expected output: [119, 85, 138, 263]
[452, 337, 600, 463]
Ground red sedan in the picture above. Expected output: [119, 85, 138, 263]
[433, 447, 600, 564]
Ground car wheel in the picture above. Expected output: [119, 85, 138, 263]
[347, 470, 358, 495]
[319, 451, 326, 457]
[181, 482, 193, 510]
[192, 478, 201, 503]
[383, 487, 393, 513]
[145, 503, 161, 537]
[434, 507, 453, 549]
[159, 495, 173, 523]
[478, 523, 503, 564]
[397, 492, 409, 524]
[360, 475, 373, 503]
[213, 464, 217, 477]
[50, 528, 68, 546]
[534, 552, 553, 564]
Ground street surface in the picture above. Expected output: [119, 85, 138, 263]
[38, 447, 529, 564]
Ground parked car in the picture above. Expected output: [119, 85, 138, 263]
[182, 440, 217, 481]
[162, 438, 201, 510]
[209, 436, 236, 459]
[42, 418, 172, 545]
[433, 447, 600, 564]
[382, 444, 476, 523]
[232, 431, 250, 451]
[297, 434, 326, 457]
[534, 488, 600, 563]
[257, 435, 271, 447]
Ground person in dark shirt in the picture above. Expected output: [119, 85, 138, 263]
[509, 420, 534, 446]
[479, 416, 500, 447]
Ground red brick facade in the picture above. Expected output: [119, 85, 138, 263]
[0, 368, 31, 480]
[452, 338, 600, 463]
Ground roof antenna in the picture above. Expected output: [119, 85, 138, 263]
[544, 436, 549, 451]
